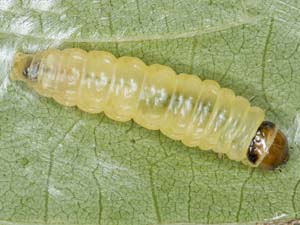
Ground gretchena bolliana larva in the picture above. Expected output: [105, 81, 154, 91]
[10, 48, 289, 169]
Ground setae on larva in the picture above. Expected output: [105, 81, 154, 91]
[10, 48, 289, 169]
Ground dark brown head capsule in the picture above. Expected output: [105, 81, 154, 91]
[247, 121, 289, 170]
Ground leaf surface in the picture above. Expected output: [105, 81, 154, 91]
[0, 1, 299, 225]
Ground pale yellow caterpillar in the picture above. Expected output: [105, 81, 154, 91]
[10, 48, 289, 169]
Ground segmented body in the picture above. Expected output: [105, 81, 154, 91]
[18, 48, 265, 164]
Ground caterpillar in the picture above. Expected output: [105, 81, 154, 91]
[10, 48, 289, 169]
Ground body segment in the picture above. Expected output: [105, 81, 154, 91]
[10, 48, 289, 169]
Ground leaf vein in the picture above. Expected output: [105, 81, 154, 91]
[292, 178, 300, 218]
[236, 169, 254, 222]
[149, 167, 162, 223]
[43, 119, 81, 223]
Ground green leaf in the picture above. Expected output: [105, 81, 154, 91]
[0, 1, 299, 225]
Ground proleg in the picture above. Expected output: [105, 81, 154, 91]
[10, 48, 289, 169]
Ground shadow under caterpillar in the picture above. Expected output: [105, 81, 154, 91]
[10, 48, 289, 169]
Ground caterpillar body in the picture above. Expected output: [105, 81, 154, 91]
[10, 48, 289, 169]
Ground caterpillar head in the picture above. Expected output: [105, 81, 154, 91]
[10, 52, 39, 82]
[247, 121, 289, 170]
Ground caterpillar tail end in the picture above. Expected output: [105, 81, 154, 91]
[10, 52, 33, 82]
[247, 121, 289, 170]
